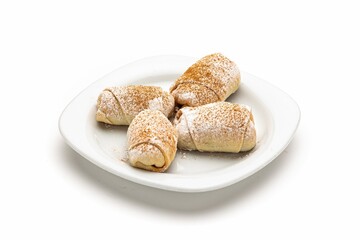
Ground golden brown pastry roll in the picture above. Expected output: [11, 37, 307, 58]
[173, 102, 256, 153]
[96, 85, 175, 125]
[127, 110, 178, 172]
[170, 53, 240, 107]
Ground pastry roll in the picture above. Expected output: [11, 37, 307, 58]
[173, 102, 256, 153]
[170, 53, 240, 107]
[127, 110, 178, 172]
[96, 85, 175, 125]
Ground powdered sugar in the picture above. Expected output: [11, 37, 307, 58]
[148, 97, 163, 111]
[179, 92, 196, 102]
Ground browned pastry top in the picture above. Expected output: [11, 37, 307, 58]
[170, 53, 240, 102]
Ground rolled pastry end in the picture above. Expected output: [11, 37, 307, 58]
[96, 90, 127, 125]
[128, 143, 167, 172]
[96, 109, 112, 124]
[162, 93, 176, 118]
[171, 83, 219, 107]
[240, 118, 257, 152]
[174, 110, 196, 150]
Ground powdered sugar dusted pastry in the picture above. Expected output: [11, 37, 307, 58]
[170, 53, 240, 107]
[96, 85, 174, 125]
[173, 102, 256, 153]
[127, 110, 178, 172]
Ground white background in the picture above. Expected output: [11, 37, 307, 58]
[1, 0, 359, 239]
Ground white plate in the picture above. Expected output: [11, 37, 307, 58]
[59, 55, 300, 192]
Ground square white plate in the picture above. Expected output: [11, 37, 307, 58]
[59, 55, 300, 192]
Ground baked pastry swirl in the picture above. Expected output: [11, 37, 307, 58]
[127, 110, 178, 172]
[173, 102, 256, 153]
[96, 85, 174, 125]
[170, 53, 240, 107]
